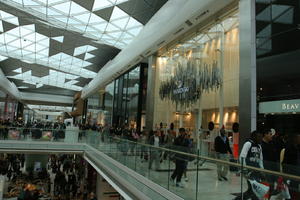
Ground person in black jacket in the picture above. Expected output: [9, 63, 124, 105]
[214, 128, 232, 181]
[170, 128, 189, 188]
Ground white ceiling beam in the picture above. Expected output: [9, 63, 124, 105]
[0, 68, 21, 100]
[20, 92, 73, 105]
[81, 0, 237, 98]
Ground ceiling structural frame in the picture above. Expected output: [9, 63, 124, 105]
[81, 0, 238, 99]
[0, 0, 168, 96]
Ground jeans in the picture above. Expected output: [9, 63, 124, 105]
[149, 150, 160, 170]
[216, 153, 229, 179]
[171, 159, 187, 183]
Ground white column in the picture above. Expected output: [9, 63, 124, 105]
[218, 29, 225, 129]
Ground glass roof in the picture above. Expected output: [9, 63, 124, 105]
[0, 0, 145, 91]
[3, 0, 143, 49]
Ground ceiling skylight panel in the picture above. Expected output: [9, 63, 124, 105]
[0, 35, 4, 44]
[71, 24, 87, 33]
[36, 43, 46, 51]
[23, 0, 40, 6]
[23, 24, 35, 32]
[0, 55, 8, 61]
[22, 49, 33, 56]
[6, 45, 18, 54]
[31, 7, 47, 16]
[23, 33, 36, 42]
[0, 45, 6, 52]
[127, 26, 142, 36]
[56, 17, 69, 24]
[115, 0, 129, 4]
[51, 1, 71, 15]
[92, 22, 107, 31]
[36, 83, 43, 88]
[110, 7, 129, 20]
[108, 31, 122, 39]
[112, 17, 129, 29]
[70, 2, 86, 16]
[65, 80, 78, 85]
[84, 52, 94, 60]
[74, 13, 91, 23]
[47, 0, 64, 5]
[4, 33, 18, 45]
[2, 16, 19, 26]
[0, 21, 3, 32]
[8, 39, 21, 48]
[37, 38, 50, 47]
[47, 8, 61, 16]
[23, 43, 36, 52]
[89, 13, 105, 24]
[65, 73, 78, 79]
[86, 45, 97, 52]
[92, 0, 113, 11]
[66, 17, 81, 25]
[20, 27, 33, 37]
[126, 17, 142, 29]
[39, 48, 49, 56]
[105, 23, 119, 32]
[11, 0, 23, 4]
[35, 54, 46, 59]
[82, 60, 92, 67]
[74, 47, 86, 56]
[13, 68, 22, 73]
[85, 26, 97, 32]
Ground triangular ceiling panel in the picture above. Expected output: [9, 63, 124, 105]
[92, 0, 113, 12]
[93, 6, 114, 22]
[73, 0, 94, 11]
[52, 36, 64, 43]
[2, 21, 18, 32]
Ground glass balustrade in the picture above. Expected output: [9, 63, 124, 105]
[1, 128, 300, 200]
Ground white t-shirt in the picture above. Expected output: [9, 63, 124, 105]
[154, 136, 160, 147]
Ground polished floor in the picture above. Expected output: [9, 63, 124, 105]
[91, 141, 245, 200]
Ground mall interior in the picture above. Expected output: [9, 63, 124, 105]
[0, 0, 300, 199]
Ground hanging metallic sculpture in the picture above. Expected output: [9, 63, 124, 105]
[159, 58, 222, 106]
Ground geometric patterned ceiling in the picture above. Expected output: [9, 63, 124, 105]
[0, 0, 168, 94]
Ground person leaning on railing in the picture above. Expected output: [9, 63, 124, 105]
[234, 130, 264, 200]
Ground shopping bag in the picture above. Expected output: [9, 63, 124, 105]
[276, 177, 291, 199]
[249, 179, 270, 199]
[281, 184, 291, 199]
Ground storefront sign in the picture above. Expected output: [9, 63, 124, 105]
[259, 99, 300, 114]
[173, 87, 189, 94]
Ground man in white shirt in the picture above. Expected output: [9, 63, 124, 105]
[234, 130, 264, 200]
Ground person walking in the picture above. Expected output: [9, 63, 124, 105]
[214, 128, 232, 181]
[261, 128, 279, 199]
[148, 131, 162, 170]
[234, 130, 264, 200]
[170, 128, 189, 188]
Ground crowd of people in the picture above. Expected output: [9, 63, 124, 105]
[1, 119, 300, 199]
[0, 153, 98, 200]
[0, 119, 67, 140]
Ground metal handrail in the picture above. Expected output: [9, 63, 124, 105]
[108, 135, 300, 182]
[1, 128, 300, 182]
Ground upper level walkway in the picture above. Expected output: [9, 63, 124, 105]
[0, 127, 299, 200]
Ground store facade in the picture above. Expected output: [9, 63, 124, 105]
[256, 0, 300, 135]
[97, 63, 148, 131]
[148, 9, 240, 139]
